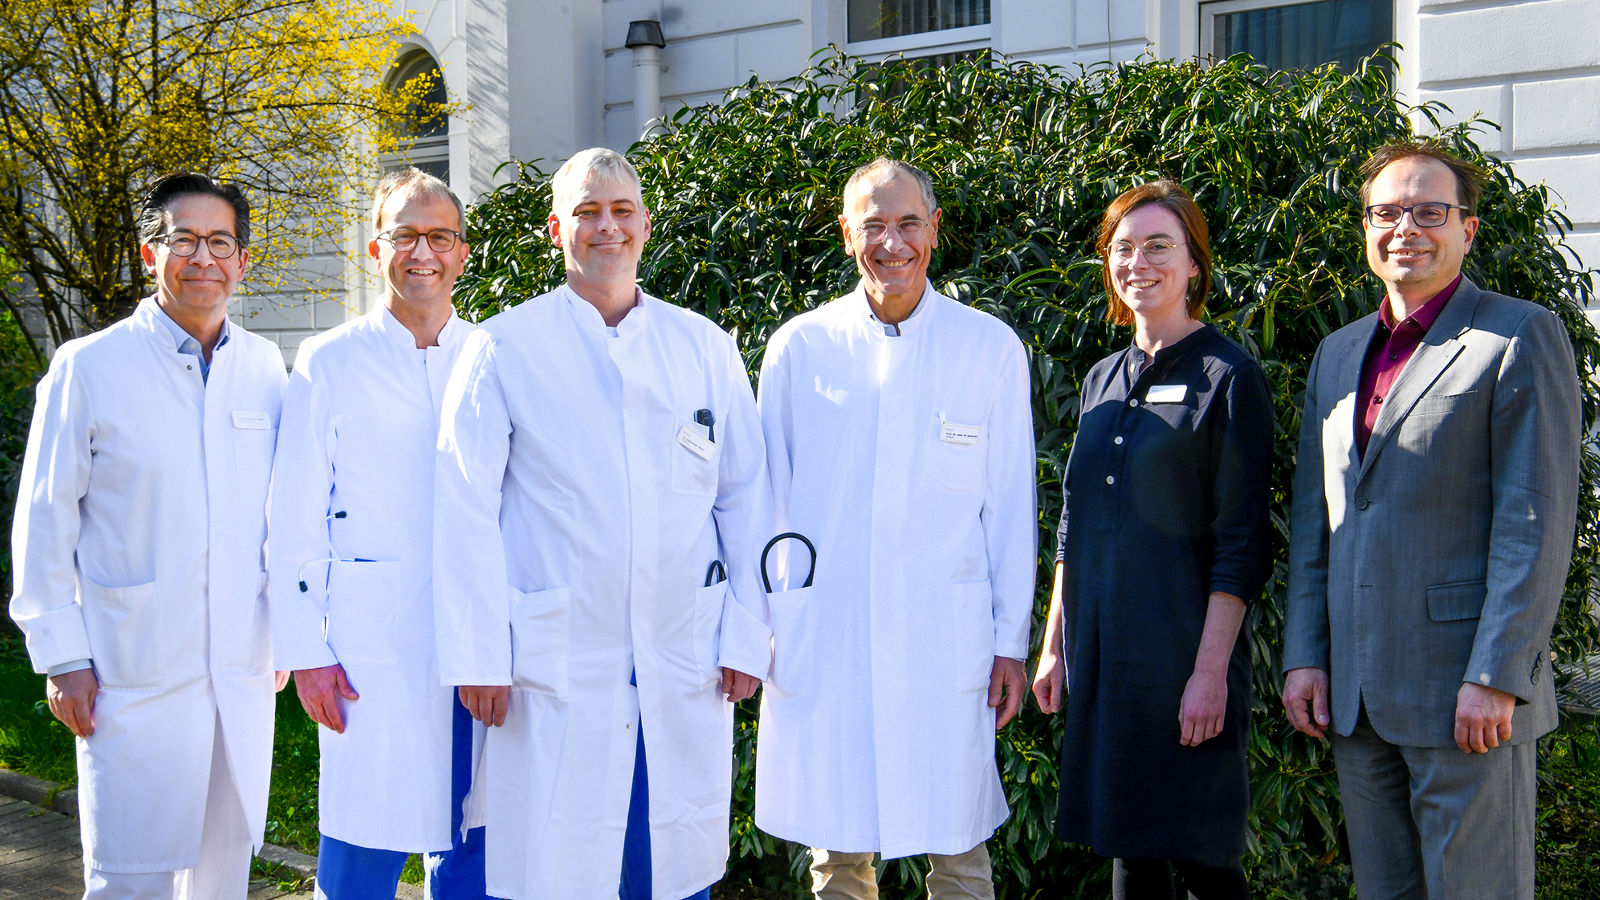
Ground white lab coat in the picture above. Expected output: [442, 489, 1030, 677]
[434, 286, 772, 900]
[753, 283, 1036, 858]
[268, 306, 475, 852]
[9, 297, 285, 871]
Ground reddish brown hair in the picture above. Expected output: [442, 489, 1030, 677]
[1096, 179, 1212, 327]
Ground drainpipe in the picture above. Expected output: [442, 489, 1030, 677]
[625, 19, 666, 140]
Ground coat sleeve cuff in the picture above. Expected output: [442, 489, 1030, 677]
[16, 604, 94, 674]
[46, 658, 93, 678]
[717, 594, 773, 680]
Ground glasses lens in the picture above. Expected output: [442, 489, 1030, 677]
[1413, 204, 1449, 227]
[1368, 205, 1401, 226]
[383, 230, 419, 251]
[1144, 242, 1174, 264]
[206, 235, 238, 259]
[166, 235, 199, 256]
[424, 230, 458, 252]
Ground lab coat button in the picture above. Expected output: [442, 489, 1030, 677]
[1355, 496, 1370, 510]
[1105, 475, 1115, 485]
[1113, 436, 1124, 445]
[1128, 399, 1139, 408]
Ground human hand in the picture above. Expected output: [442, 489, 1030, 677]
[1281, 666, 1330, 740]
[294, 664, 359, 733]
[1454, 682, 1515, 753]
[1031, 650, 1065, 714]
[989, 657, 1026, 729]
[721, 667, 760, 703]
[1179, 666, 1228, 746]
[274, 670, 290, 692]
[46, 668, 99, 737]
[459, 685, 511, 727]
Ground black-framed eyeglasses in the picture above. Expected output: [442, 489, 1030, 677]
[376, 228, 463, 252]
[1110, 239, 1186, 265]
[154, 231, 241, 259]
[1364, 203, 1468, 229]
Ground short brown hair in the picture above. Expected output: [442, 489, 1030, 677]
[372, 167, 465, 235]
[1359, 141, 1487, 217]
[1096, 179, 1212, 327]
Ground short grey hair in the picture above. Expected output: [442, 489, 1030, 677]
[550, 148, 644, 216]
[842, 157, 939, 217]
[371, 167, 465, 234]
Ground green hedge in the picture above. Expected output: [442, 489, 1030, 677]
[454, 50, 1600, 898]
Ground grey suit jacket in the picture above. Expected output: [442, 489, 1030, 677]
[1283, 277, 1581, 748]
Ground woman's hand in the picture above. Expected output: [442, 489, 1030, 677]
[1032, 649, 1065, 714]
[1178, 667, 1228, 746]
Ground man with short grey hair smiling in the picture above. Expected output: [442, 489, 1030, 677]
[754, 158, 1037, 900]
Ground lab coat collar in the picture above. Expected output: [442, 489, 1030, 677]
[853, 279, 936, 338]
[138, 295, 232, 355]
[560, 283, 649, 337]
[372, 302, 465, 350]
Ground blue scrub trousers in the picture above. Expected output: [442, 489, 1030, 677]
[620, 717, 714, 900]
[316, 696, 491, 899]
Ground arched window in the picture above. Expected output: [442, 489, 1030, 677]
[385, 49, 450, 181]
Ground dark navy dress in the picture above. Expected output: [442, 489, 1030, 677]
[1053, 324, 1273, 866]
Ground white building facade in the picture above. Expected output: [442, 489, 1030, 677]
[237, 0, 1600, 357]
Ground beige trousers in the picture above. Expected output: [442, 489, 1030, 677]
[810, 843, 995, 900]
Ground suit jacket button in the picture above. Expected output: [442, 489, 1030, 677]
[1355, 496, 1370, 510]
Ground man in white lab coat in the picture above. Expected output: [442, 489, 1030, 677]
[269, 168, 490, 899]
[754, 158, 1036, 900]
[9, 172, 287, 899]
[434, 148, 772, 900]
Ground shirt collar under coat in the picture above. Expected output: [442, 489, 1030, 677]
[559, 282, 650, 337]
[142, 294, 232, 355]
[370, 301, 466, 350]
[853, 279, 936, 338]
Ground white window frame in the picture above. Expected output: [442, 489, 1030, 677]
[840, 2, 992, 62]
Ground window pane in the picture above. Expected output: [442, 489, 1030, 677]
[389, 51, 449, 139]
[849, 0, 991, 42]
[1209, 0, 1391, 72]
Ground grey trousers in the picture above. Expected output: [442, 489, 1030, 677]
[1330, 719, 1536, 899]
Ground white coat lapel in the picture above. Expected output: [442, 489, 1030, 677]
[1358, 281, 1480, 479]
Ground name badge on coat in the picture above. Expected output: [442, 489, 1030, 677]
[676, 424, 715, 461]
[1145, 384, 1187, 404]
[939, 414, 981, 445]
[232, 410, 272, 429]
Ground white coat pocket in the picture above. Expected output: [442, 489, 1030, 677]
[79, 577, 163, 689]
[510, 586, 572, 699]
[662, 581, 727, 691]
[767, 586, 817, 696]
[934, 439, 984, 493]
[939, 579, 996, 693]
[670, 417, 720, 497]
[325, 561, 404, 667]
[232, 426, 277, 511]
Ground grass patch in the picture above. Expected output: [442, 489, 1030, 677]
[0, 630, 76, 785]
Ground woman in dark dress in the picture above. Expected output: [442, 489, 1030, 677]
[1031, 180, 1273, 899]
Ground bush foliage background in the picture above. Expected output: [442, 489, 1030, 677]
[461, 49, 1600, 898]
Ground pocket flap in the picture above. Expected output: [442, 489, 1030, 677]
[1426, 580, 1485, 622]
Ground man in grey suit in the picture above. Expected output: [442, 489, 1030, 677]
[1281, 141, 1581, 898]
